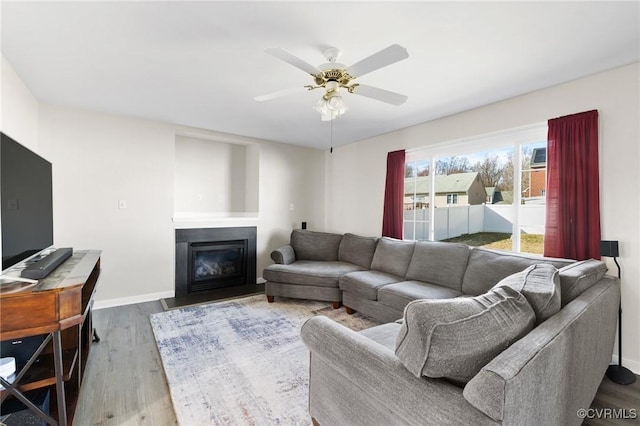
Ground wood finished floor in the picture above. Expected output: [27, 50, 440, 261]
[73, 300, 639, 426]
[73, 301, 177, 426]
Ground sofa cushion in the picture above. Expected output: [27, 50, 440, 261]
[493, 264, 561, 324]
[339, 270, 403, 301]
[379, 281, 462, 312]
[338, 233, 379, 269]
[358, 322, 403, 351]
[405, 241, 470, 291]
[461, 248, 574, 296]
[291, 229, 343, 261]
[558, 259, 607, 306]
[370, 237, 416, 278]
[263, 261, 364, 288]
[395, 286, 535, 383]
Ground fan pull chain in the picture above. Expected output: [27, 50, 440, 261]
[330, 119, 333, 153]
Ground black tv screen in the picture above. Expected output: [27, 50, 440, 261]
[1, 132, 54, 271]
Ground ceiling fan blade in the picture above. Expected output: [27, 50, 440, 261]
[346, 44, 409, 78]
[265, 47, 322, 76]
[351, 84, 408, 106]
[254, 87, 303, 102]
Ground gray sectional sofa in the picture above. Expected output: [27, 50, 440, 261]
[263, 229, 620, 425]
[264, 230, 588, 323]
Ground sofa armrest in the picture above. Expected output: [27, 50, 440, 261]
[301, 316, 496, 426]
[270, 245, 295, 264]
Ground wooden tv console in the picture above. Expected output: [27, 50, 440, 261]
[0, 250, 101, 426]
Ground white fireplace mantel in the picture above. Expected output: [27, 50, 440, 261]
[172, 212, 259, 229]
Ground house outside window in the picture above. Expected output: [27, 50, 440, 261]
[404, 123, 547, 254]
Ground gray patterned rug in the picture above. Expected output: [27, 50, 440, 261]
[150, 294, 378, 425]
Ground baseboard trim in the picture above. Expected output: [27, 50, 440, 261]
[94, 290, 175, 310]
[611, 354, 640, 375]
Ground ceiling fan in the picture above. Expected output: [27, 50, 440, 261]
[255, 44, 409, 121]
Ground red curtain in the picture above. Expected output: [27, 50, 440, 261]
[382, 150, 406, 239]
[544, 110, 601, 260]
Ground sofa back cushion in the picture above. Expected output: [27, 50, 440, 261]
[558, 259, 607, 306]
[395, 286, 535, 383]
[492, 264, 561, 324]
[405, 241, 470, 291]
[370, 237, 416, 278]
[338, 233, 379, 269]
[290, 229, 343, 261]
[462, 248, 573, 296]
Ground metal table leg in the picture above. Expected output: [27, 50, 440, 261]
[0, 333, 59, 425]
[52, 330, 67, 426]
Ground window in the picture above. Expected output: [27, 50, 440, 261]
[404, 123, 547, 255]
[404, 160, 430, 240]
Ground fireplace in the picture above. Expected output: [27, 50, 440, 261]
[175, 227, 257, 300]
[190, 240, 247, 292]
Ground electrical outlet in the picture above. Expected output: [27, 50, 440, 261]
[118, 200, 127, 209]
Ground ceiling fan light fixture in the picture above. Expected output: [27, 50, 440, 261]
[313, 95, 347, 121]
[313, 80, 346, 120]
[325, 91, 343, 111]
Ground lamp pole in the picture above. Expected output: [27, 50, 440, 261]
[605, 253, 636, 385]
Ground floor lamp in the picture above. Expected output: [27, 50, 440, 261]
[600, 240, 637, 385]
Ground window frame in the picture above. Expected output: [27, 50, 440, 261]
[404, 122, 547, 253]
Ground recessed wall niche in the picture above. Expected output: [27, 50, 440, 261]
[174, 135, 259, 217]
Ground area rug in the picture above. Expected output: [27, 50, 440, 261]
[150, 295, 379, 425]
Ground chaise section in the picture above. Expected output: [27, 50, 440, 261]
[264, 261, 364, 288]
[264, 230, 374, 308]
[265, 261, 364, 308]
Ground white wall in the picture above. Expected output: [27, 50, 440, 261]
[37, 106, 177, 304]
[34, 105, 325, 306]
[174, 135, 251, 214]
[1, 54, 39, 151]
[326, 63, 640, 372]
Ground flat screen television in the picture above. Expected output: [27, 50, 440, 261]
[1, 132, 54, 271]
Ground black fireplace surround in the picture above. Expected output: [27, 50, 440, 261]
[175, 227, 257, 300]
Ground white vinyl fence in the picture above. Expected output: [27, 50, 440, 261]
[404, 204, 545, 241]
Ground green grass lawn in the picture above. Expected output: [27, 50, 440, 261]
[443, 232, 544, 254]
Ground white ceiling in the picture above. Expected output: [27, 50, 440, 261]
[2, 1, 639, 149]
